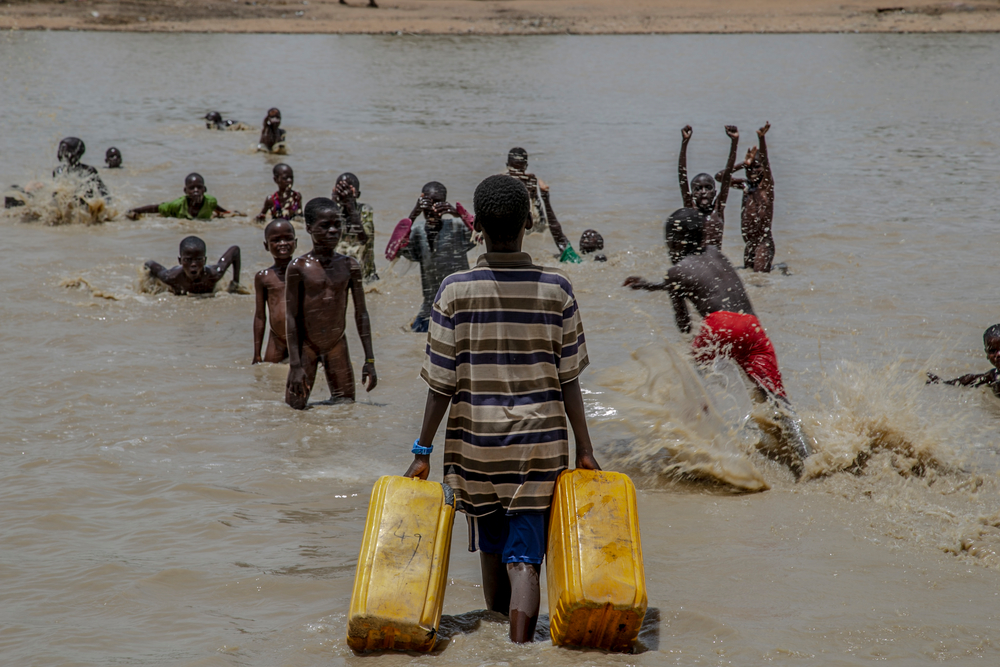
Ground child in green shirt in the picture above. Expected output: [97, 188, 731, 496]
[127, 173, 233, 220]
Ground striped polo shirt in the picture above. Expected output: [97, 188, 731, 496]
[420, 252, 589, 516]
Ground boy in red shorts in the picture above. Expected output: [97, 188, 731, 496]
[623, 208, 811, 476]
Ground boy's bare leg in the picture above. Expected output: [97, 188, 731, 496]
[286, 345, 320, 409]
[753, 234, 775, 273]
[263, 335, 289, 363]
[480, 552, 511, 614]
[508, 563, 541, 643]
[321, 336, 356, 401]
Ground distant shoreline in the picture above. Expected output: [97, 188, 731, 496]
[3, 0, 1000, 35]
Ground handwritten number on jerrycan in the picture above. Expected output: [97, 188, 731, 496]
[347, 476, 455, 652]
[547, 469, 647, 651]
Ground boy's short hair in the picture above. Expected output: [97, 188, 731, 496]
[508, 147, 528, 160]
[179, 235, 206, 255]
[985, 324, 1000, 343]
[60, 137, 85, 157]
[665, 208, 705, 248]
[264, 218, 294, 238]
[422, 181, 446, 199]
[185, 172, 204, 185]
[304, 197, 342, 226]
[338, 172, 360, 190]
[273, 163, 292, 176]
[473, 175, 530, 243]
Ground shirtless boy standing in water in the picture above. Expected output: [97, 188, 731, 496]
[252, 219, 297, 364]
[623, 208, 812, 477]
[678, 125, 740, 248]
[285, 198, 377, 409]
[721, 122, 776, 272]
[145, 236, 241, 296]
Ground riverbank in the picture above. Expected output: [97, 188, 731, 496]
[3, 0, 1000, 34]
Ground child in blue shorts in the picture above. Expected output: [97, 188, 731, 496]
[403, 174, 601, 643]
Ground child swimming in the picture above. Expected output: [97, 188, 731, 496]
[258, 108, 286, 153]
[104, 147, 122, 169]
[927, 325, 1000, 398]
[127, 173, 234, 220]
[144, 236, 241, 296]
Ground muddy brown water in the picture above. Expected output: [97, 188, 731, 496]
[2, 32, 1000, 665]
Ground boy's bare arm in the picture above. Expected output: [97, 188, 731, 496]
[562, 378, 600, 471]
[348, 259, 377, 392]
[927, 371, 992, 387]
[284, 261, 308, 401]
[539, 182, 570, 251]
[667, 272, 692, 334]
[756, 122, 771, 169]
[252, 272, 268, 364]
[715, 126, 740, 214]
[213, 246, 241, 290]
[623, 276, 670, 291]
[716, 165, 747, 190]
[144, 260, 170, 282]
[403, 389, 453, 480]
[678, 126, 693, 208]
[128, 204, 161, 219]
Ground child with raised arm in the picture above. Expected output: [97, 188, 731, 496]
[332, 172, 378, 282]
[252, 219, 297, 364]
[927, 325, 1000, 398]
[145, 236, 241, 296]
[402, 174, 600, 644]
[255, 163, 302, 223]
[678, 125, 740, 248]
[724, 122, 776, 272]
[623, 208, 811, 477]
[284, 198, 377, 409]
[127, 173, 233, 220]
[258, 108, 286, 153]
[384, 181, 476, 333]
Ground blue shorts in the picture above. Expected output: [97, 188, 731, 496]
[467, 510, 548, 565]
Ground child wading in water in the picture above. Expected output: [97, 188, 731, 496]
[284, 198, 377, 409]
[333, 172, 378, 282]
[255, 163, 302, 223]
[403, 174, 600, 643]
[127, 173, 234, 220]
[145, 236, 241, 295]
[720, 122, 776, 272]
[54, 137, 110, 202]
[253, 219, 297, 364]
[624, 208, 812, 477]
[678, 125, 739, 248]
[927, 325, 1000, 398]
[385, 181, 476, 333]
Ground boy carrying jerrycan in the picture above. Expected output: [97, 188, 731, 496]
[348, 175, 645, 652]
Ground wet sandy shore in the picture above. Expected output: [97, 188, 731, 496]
[3, 0, 1000, 34]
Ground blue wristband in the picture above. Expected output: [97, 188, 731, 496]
[412, 438, 433, 455]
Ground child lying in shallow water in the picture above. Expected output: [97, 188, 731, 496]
[127, 173, 236, 220]
[927, 325, 1000, 398]
[144, 236, 241, 296]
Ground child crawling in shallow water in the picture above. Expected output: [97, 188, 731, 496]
[127, 173, 235, 220]
[284, 198, 377, 409]
[253, 219, 296, 364]
[145, 236, 241, 295]
[255, 163, 302, 223]
[927, 325, 1000, 398]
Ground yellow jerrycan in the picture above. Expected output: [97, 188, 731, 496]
[347, 475, 455, 653]
[547, 468, 647, 651]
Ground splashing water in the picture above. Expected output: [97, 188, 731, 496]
[4, 174, 119, 225]
[595, 343, 770, 492]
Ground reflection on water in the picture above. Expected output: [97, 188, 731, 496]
[2, 31, 1000, 666]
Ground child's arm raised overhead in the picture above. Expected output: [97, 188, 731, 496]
[678, 125, 694, 208]
[562, 378, 601, 471]
[756, 121, 771, 172]
[715, 125, 740, 215]
[348, 258, 377, 392]
[252, 272, 268, 364]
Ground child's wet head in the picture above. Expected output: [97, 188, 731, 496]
[336, 172, 361, 198]
[304, 197, 344, 248]
[184, 173, 206, 206]
[273, 163, 294, 190]
[178, 236, 207, 280]
[507, 147, 529, 172]
[421, 181, 447, 221]
[690, 173, 717, 212]
[984, 325, 1000, 369]
[665, 208, 705, 265]
[105, 147, 122, 168]
[266, 108, 281, 126]
[579, 229, 604, 254]
[263, 218, 297, 259]
[57, 137, 86, 165]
